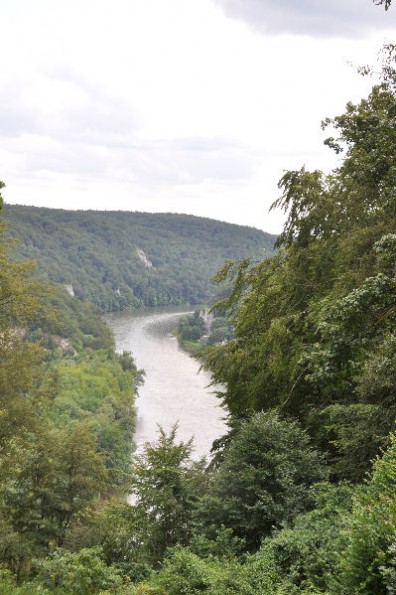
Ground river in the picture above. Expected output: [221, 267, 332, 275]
[106, 306, 227, 460]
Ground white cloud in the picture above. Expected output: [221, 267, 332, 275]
[213, 0, 395, 37]
[1, 0, 395, 233]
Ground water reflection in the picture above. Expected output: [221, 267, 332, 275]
[106, 306, 226, 460]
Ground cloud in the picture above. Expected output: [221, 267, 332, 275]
[1, 0, 392, 234]
[101, 136, 261, 186]
[141, 137, 260, 184]
[0, 56, 258, 188]
[0, 70, 141, 144]
[3, 132, 259, 191]
[214, 0, 394, 37]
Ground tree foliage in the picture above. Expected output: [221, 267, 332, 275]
[336, 435, 396, 594]
[4, 205, 275, 312]
[0, 199, 141, 584]
[195, 412, 326, 551]
[129, 425, 206, 566]
[201, 77, 396, 484]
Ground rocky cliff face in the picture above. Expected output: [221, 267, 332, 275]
[136, 248, 153, 268]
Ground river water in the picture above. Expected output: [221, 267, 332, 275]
[106, 306, 227, 461]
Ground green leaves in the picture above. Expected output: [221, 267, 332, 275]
[337, 435, 396, 594]
[0, 215, 140, 581]
[253, 482, 353, 593]
[202, 77, 396, 487]
[4, 205, 276, 312]
[34, 547, 123, 594]
[272, 168, 332, 248]
[129, 426, 202, 565]
[196, 412, 326, 551]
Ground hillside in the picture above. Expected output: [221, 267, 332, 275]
[3, 204, 276, 311]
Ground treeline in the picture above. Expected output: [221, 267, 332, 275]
[3, 205, 275, 312]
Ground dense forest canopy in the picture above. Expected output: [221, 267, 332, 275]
[3, 205, 276, 312]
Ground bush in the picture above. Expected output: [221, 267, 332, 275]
[34, 547, 123, 594]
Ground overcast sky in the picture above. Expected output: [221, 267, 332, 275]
[1, 0, 395, 233]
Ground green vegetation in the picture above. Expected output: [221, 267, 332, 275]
[0, 186, 143, 590]
[176, 310, 232, 354]
[2, 35, 396, 595]
[194, 412, 326, 551]
[3, 205, 275, 312]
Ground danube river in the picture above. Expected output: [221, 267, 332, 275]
[106, 306, 226, 460]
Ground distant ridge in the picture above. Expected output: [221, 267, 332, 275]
[3, 204, 276, 312]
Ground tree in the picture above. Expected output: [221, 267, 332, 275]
[2, 421, 108, 556]
[202, 74, 396, 490]
[0, 181, 50, 423]
[0, 182, 53, 576]
[337, 435, 396, 594]
[201, 252, 317, 418]
[300, 233, 396, 479]
[0, 180, 4, 209]
[374, 0, 392, 9]
[129, 425, 206, 565]
[196, 412, 326, 551]
[145, 545, 254, 595]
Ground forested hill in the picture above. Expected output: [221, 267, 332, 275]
[3, 204, 276, 311]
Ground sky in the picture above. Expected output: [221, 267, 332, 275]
[1, 1, 396, 233]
